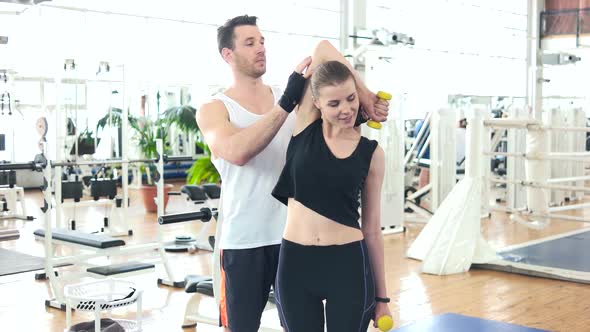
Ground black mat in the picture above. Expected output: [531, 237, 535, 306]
[0, 248, 68, 276]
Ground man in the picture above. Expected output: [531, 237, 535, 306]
[196, 15, 388, 332]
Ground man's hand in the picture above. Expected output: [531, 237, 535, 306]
[279, 56, 314, 113]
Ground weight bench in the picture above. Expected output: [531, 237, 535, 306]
[184, 274, 277, 303]
[87, 261, 155, 277]
[182, 274, 279, 330]
[0, 228, 19, 241]
[184, 275, 213, 296]
[180, 185, 208, 202]
[201, 184, 220, 199]
[34, 228, 161, 307]
[0, 184, 33, 221]
[175, 184, 221, 202]
[34, 228, 126, 249]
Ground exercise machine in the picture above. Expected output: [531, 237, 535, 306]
[0, 70, 34, 221]
[164, 183, 220, 252]
[33, 139, 185, 310]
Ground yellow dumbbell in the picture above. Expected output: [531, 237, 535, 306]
[377, 315, 394, 331]
[366, 91, 392, 129]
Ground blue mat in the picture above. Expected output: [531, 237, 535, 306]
[500, 230, 590, 272]
[394, 313, 548, 332]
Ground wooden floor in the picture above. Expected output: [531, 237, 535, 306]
[1, 182, 589, 332]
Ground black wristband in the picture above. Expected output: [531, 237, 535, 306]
[354, 106, 368, 127]
[279, 71, 306, 113]
[375, 297, 390, 303]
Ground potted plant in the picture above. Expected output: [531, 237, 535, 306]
[130, 116, 174, 212]
[161, 105, 204, 154]
[162, 105, 198, 132]
[96, 107, 137, 158]
[186, 142, 220, 185]
[161, 104, 220, 185]
[70, 128, 100, 155]
[96, 107, 131, 130]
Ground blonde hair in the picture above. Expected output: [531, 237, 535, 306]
[310, 61, 355, 98]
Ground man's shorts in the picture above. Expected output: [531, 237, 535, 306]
[219, 244, 281, 332]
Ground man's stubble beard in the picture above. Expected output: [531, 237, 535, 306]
[236, 56, 266, 79]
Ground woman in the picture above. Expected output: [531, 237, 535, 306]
[272, 57, 392, 331]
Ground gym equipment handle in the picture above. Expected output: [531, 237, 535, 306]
[0, 154, 47, 171]
[158, 208, 213, 225]
[0, 162, 38, 171]
[367, 91, 392, 130]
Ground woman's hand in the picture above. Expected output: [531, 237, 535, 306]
[359, 90, 389, 123]
[373, 302, 392, 329]
[294, 56, 313, 78]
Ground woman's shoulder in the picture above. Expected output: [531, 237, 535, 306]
[293, 117, 322, 139]
[359, 135, 379, 152]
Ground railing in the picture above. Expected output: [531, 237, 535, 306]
[541, 8, 590, 47]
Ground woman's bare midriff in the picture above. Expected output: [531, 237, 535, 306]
[283, 198, 364, 245]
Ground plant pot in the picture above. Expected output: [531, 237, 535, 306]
[140, 184, 174, 213]
[70, 138, 100, 156]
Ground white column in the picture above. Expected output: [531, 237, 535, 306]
[506, 108, 527, 209]
[526, 0, 545, 121]
[431, 108, 457, 210]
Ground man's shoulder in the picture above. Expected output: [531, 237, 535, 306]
[200, 98, 229, 113]
[201, 98, 225, 109]
[197, 99, 229, 122]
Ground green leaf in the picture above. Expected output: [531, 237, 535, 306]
[96, 107, 138, 133]
[162, 105, 199, 133]
[185, 155, 219, 185]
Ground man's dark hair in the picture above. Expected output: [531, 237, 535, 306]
[217, 15, 258, 55]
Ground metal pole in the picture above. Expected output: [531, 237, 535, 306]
[340, 0, 349, 52]
[484, 118, 538, 128]
[549, 203, 590, 212]
[404, 112, 432, 165]
[156, 138, 176, 284]
[121, 65, 130, 234]
[42, 142, 62, 304]
[50, 158, 157, 167]
[545, 126, 590, 132]
[54, 73, 63, 229]
[156, 139, 164, 217]
[547, 175, 590, 183]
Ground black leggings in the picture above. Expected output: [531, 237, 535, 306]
[275, 239, 375, 332]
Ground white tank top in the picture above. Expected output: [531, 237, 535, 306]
[211, 87, 295, 249]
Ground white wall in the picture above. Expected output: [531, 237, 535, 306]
[1, 1, 340, 87]
[0, 0, 341, 161]
[365, 0, 528, 119]
[4, 1, 569, 160]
